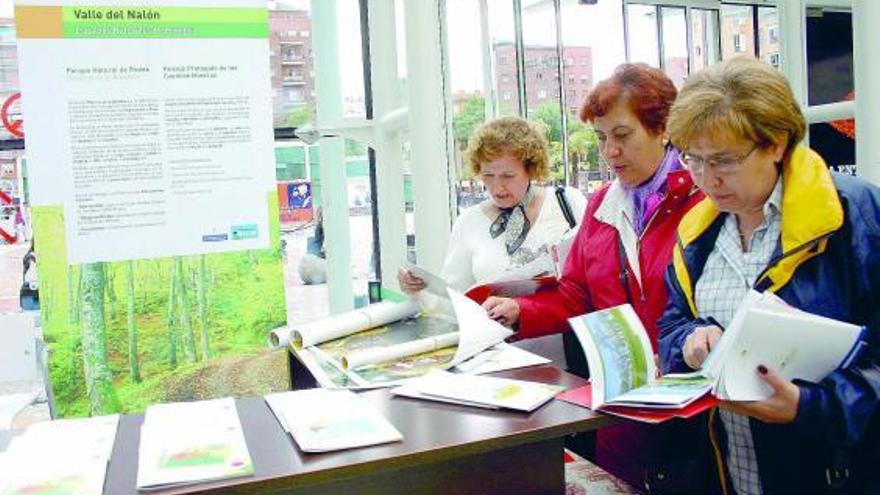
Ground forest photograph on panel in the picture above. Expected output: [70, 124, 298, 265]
[31, 197, 289, 418]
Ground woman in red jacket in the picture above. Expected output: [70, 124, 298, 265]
[483, 63, 706, 493]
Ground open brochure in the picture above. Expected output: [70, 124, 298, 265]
[402, 261, 557, 304]
[392, 370, 564, 412]
[137, 398, 253, 491]
[0, 415, 119, 495]
[265, 389, 402, 452]
[566, 294, 867, 422]
[281, 288, 515, 388]
[568, 304, 713, 415]
[680, 290, 867, 401]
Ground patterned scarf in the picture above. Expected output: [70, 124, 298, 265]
[489, 184, 536, 255]
[624, 146, 681, 235]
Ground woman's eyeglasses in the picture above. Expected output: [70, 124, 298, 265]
[681, 143, 758, 177]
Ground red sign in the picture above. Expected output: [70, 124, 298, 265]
[0, 189, 15, 244]
[1, 92, 23, 138]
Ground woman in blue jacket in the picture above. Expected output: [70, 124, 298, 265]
[658, 57, 880, 495]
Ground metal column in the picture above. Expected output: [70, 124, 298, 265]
[853, 0, 880, 184]
[312, 0, 354, 313]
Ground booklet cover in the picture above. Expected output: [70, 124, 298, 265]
[265, 389, 403, 452]
[0, 415, 119, 495]
[568, 304, 711, 414]
[392, 370, 564, 412]
[137, 398, 254, 490]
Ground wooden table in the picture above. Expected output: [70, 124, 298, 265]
[104, 365, 615, 495]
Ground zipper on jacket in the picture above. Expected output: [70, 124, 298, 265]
[752, 231, 835, 291]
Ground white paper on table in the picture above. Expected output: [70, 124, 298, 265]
[265, 389, 402, 452]
[0, 414, 119, 495]
[5, 414, 119, 462]
[290, 301, 418, 348]
[446, 289, 514, 368]
[719, 306, 863, 401]
[342, 332, 459, 370]
[395, 370, 563, 412]
[454, 343, 550, 374]
[137, 397, 253, 490]
[0, 456, 108, 495]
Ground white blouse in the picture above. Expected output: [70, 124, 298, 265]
[440, 186, 587, 292]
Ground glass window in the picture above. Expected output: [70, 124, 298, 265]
[758, 6, 779, 68]
[521, 1, 564, 181]
[660, 6, 688, 88]
[721, 4, 754, 59]
[691, 8, 720, 73]
[559, 0, 624, 194]
[626, 4, 660, 67]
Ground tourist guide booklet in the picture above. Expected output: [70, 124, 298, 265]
[137, 398, 254, 490]
[0, 415, 119, 495]
[392, 370, 564, 412]
[687, 290, 867, 401]
[564, 292, 867, 422]
[278, 289, 517, 388]
[265, 389, 403, 452]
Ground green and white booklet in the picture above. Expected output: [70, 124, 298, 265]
[137, 398, 254, 490]
[265, 389, 403, 452]
[569, 305, 712, 410]
[392, 370, 564, 412]
[0, 415, 119, 495]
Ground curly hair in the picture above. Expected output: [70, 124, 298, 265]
[580, 63, 677, 135]
[464, 117, 550, 180]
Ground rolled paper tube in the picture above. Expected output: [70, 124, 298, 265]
[269, 326, 290, 347]
[291, 301, 418, 349]
[341, 332, 460, 370]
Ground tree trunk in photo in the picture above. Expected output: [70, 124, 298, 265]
[176, 257, 197, 363]
[73, 266, 83, 324]
[80, 262, 119, 415]
[105, 264, 117, 323]
[67, 266, 76, 324]
[126, 261, 141, 383]
[197, 255, 211, 359]
[166, 259, 178, 369]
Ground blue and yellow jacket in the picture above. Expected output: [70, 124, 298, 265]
[658, 146, 880, 495]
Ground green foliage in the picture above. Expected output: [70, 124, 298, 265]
[531, 102, 563, 142]
[452, 95, 486, 150]
[345, 139, 367, 157]
[284, 104, 314, 128]
[33, 195, 289, 418]
[568, 124, 601, 171]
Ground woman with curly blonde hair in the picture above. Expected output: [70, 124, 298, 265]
[398, 116, 586, 296]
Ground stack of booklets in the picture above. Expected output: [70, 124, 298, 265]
[265, 389, 403, 452]
[559, 291, 866, 423]
[0, 414, 119, 495]
[136, 398, 254, 490]
[392, 370, 564, 412]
